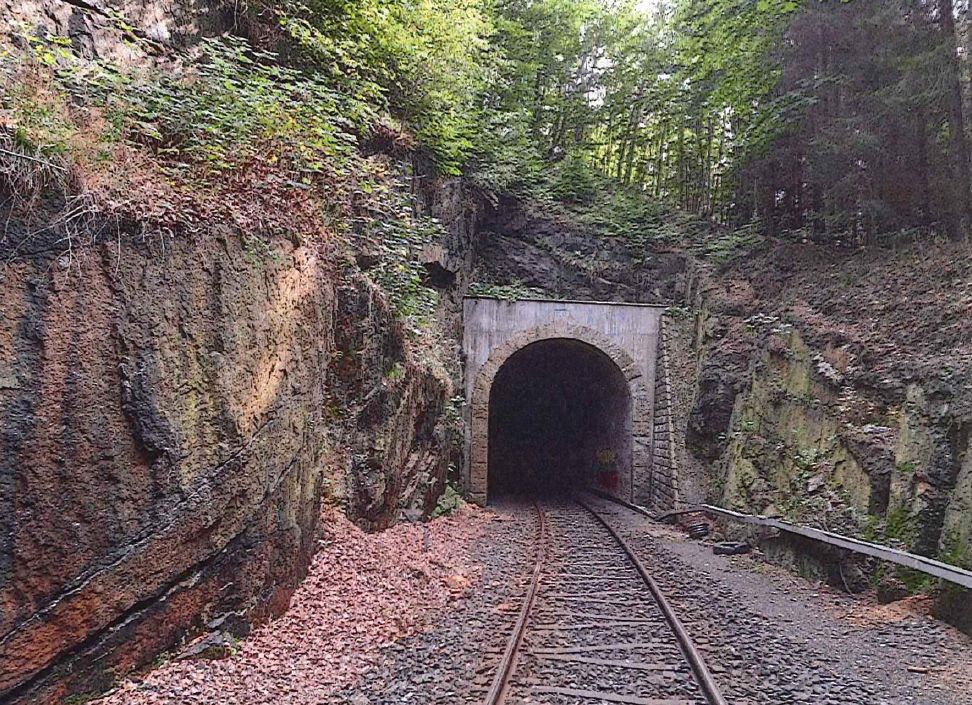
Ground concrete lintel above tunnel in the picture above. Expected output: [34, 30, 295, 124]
[462, 297, 667, 506]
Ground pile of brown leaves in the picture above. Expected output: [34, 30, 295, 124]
[99, 505, 490, 704]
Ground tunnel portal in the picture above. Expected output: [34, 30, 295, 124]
[488, 339, 631, 497]
[463, 297, 671, 507]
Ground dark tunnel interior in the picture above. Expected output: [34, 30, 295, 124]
[488, 338, 632, 498]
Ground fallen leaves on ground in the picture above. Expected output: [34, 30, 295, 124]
[834, 594, 936, 628]
[99, 505, 490, 704]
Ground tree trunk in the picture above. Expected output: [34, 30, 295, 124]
[938, 0, 972, 237]
[623, 102, 644, 185]
[676, 124, 686, 209]
[916, 107, 933, 227]
[653, 121, 668, 199]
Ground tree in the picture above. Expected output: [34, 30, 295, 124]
[937, 0, 972, 236]
[277, 0, 972, 241]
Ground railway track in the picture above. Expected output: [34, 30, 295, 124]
[484, 497, 727, 705]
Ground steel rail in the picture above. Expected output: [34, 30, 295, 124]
[482, 501, 546, 705]
[485, 497, 728, 705]
[576, 496, 729, 705]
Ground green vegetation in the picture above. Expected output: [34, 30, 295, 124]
[885, 505, 919, 545]
[431, 482, 465, 518]
[7, 0, 972, 298]
[2, 28, 447, 328]
[940, 530, 972, 570]
[88, 37, 363, 174]
[468, 281, 548, 301]
[897, 461, 918, 475]
[6, 35, 362, 171]
[491, 0, 972, 244]
[362, 169, 445, 328]
[273, 0, 492, 173]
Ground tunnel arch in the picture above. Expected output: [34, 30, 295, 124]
[468, 323, 651, 504]
[488, 338, 632, 496]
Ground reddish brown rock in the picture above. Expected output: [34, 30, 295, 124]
[0, 227, 451, 703]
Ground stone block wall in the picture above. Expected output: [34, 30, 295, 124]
[647, 315, 680, 511]
[462, 299, 665, 505]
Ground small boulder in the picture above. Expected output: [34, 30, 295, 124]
[835, 560, 870, 594]
[713, 542, 751, 556]
[877, 576, 911, 604]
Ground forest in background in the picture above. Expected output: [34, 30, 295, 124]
[262, 0, 972, 245]
[7, 0, 972, 251]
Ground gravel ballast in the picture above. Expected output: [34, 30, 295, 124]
[99, 498, 972, 704]
[588, 497, 972, 705]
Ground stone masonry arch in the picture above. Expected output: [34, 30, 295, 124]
[462, 298, 667, 507]
[467, 323, 650, 504]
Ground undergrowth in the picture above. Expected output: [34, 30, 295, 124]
[357, 166, 442, 329]
[1, 29, 445, 330]
[431, 482, 465, 518]
[5, 33, 369, 180]
[484, 153, 765, 264]
[468, 281, 548, 301]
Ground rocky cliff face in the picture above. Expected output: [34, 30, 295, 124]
[680, 242, 972, 630]
[1, 0, 229, 58]
[0, 0, 485, 697]
[0, 195, 465, 702]
[0, 0, 486, 697]
[473, 196, 690, 303]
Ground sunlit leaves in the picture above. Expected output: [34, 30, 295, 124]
[277, 0, 493, 173]
[54, 36, 368, 178]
